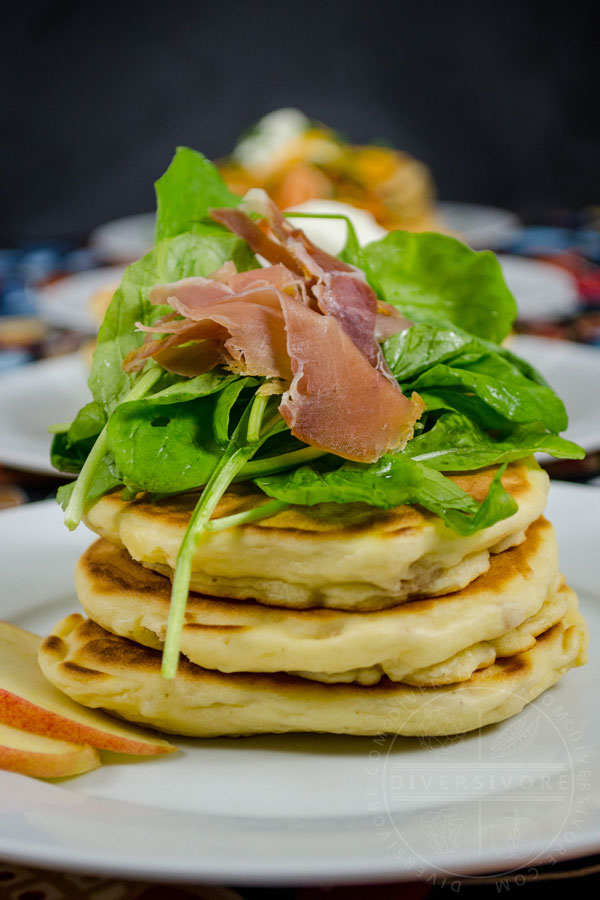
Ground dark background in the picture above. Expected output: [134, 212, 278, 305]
[2, 0, 598, 243]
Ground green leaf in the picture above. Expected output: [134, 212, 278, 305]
[406, 411, 584, 470]
[352, 231, 517, 344]
[50, 401, 107, 475]
[213, 378, 257, 446]
[50, 431, 95, 475]
[384, 324, 484, 380]
[154, 146, 241, 242]
[105, 382, 238, 494]
[147, 371, 238, 405]
[256, 454, 517, 536]
[408, 356, 567, 432]
[66, 401, 107, 444]
[422, 464, 518, 536]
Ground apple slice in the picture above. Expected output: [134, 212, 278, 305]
[0, 618, 176, 756]
[0, 721, 100, 778]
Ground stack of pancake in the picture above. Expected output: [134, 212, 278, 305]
[39, 458, 588, 738]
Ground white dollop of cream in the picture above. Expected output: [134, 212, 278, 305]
[285, 199, 387, 255]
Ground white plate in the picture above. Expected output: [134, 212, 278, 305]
[438, 202, 520, 250]
[497, 256, 578, 321]
[0, 355, 90, 475]
[36, 266, 127, 333]
[90, 213, 155, 264]
[510, 336, 600, 459]
[0, 485, 599, 884]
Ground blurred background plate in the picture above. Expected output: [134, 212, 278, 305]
[36, 266, 127, 333]
[0, 354, 89, 475]
[90, 213, 155, 264]
[497, 255, 579, 321]
[438, 202, 521, 249]
[510, 335, 600, 461]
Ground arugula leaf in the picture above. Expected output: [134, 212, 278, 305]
[66, 400, 106, 443]
[146, 371, 238, 404]
[50, 432, 95, 475]
[348, 231, 517, 344]
[154, 146, 241, 242]
[213, 378, 258, 446]
[384, 323, 552, 388]
[256, 454, 517, 535]
[406, 411, 584, 470]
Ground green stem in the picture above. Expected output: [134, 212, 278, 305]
[239, 445, 326, 479]
[246, 392, 269, 443]
[205, 498, 289, 533]
[161, 390, 282, 680]
[63, 365, 163, 531]
[47, 422, 72, 435]
[161, 446, 257, 679]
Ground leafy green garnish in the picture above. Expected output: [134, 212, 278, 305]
[346, 231, 517, 344]
[406, 411, 584, 470]
[256, 456, 517, 536]
[154, 146, 241, 242]
[384, 322, 571, 433]
[64, 364, 164, 530]
[106, 376, 245, 494]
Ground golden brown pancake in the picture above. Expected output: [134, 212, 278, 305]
[83, 457, 549, 610]
[38, 593, 587, 738]
[75, 517, 561, 685]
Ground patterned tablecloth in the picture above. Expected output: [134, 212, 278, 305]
[1, 212, 599, 896]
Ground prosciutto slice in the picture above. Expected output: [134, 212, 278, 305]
[124, 206, 423, 462]
[127, 285, 292, 380]
[278, 294, 423, 462]
[211, 194, 398, 378]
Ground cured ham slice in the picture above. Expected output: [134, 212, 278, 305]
[127, 287, 292, 380]
[211, 194, 395, 373]
[210, 208, 303, 275]
[278, 295, 423, 462]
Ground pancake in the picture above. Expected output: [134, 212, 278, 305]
[84, 457, 549, 610]
[38, 592, 587, 738]
[76, 517, 561, 685]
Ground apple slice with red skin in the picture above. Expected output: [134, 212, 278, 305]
[0, 618, 176, 756]
[0, 721, 100, 778]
